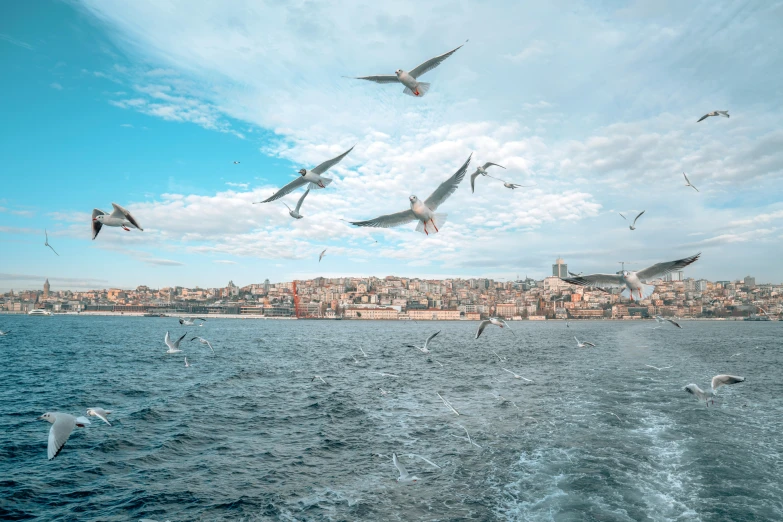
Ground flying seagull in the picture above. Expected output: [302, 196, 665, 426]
[501, 182, 535, 190]
[283, 188, 310, 219]
[233, 161, 240, 164]
[312, 375, 328, 385]
[179, 317, 206, 326]
[319, 248, 327, 262]
[574, 336, 596, 348]
[86, 407, 112, 426]
[654, 315, 682, 328]
[685, 374, 745, 405]
[0, 330, 10, 336]
[619, 210, 645, 230]
[185, 357, 190, 367]
[351, 154, 471, 235]
[645, 365, 672, 371]
[92, 203, 143, 240]
[501, 368, 533, 382]
[405, 331, 440, 354]
[347, 41, 467, 97]
[44, 230, 59, 256]
[470, 162, 505, 193]
[696, 110, 729, 123]
[190, 336, 215, 354]
[38, 412, 91, 460]
[437, 392, 460, 416]
[683, 172, 699, 192]
[165, 331, 187, 353]
[561, 253, 701, 301]
[393, 453, 420, 483]
[253, 146, 354, 203]
[475, 317, 515, 339]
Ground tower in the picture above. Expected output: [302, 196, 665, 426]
[43, 279, 50, 299]
[552, 258, 568, 278]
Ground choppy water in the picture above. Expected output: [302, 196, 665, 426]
[1, 316, 782, 521]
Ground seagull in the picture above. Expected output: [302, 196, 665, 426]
[0, 330, 10, 336]
[561, 253, 701, 301]
[185, 357, 190, 367]
[91, 203, 143, 240]
[574, 336, 596, 348]
[351, 154, 471, 235]
[44, 229, 59, 256]
[475, 317, 515, 339]
[490, 350, 505, 361]
[86, 407, 112, 426]
[312, 375, 328, 385]
[392, 453, 420, 483]
[319, 249, 327, 262]
[696, 110, 729, 123]
[730, 353, 743, 358]
[619, 210, 645, 230]
[38, 412, 91, 460]
[502, 182, 535, 190]
[470, 162, 505, 193]
[568, 271, 583, 277]
[164, 331, 187, 353]
[655, 315, 682, 328]
[456, 424, 482, 448]
[233, 161, 240, 164]
[683, 172, 699, 192]
[379, 388, 389, 396]
[372, 372, 399, 378]
[253, 146, 354, 203]
[502, 368, 533, 382]
[645, 365, 672, 371]
[347, 41, 467, 97]
[283, 188, 310, 219]
[405, 331, 440, 354]
[685, 374, 745, 405]
[359, 347, 368, 357]
[179, 317, 207, 326]
[190, 336, 215, 354]
[437, 392, 460, 415]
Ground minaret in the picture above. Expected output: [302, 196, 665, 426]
[43, 279, 50, 299]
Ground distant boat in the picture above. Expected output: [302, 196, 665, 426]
[28, 309, 52, 316]
[744, 313, 770, 321]
[143, 312, 168, 317]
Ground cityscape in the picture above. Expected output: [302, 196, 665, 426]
[2, 258, 776, 320]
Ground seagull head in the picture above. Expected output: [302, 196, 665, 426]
[409, 195, 418, 203]
[395, 69, 403, 76]
[93, 215, 104, 223]
[298, 169, 307, 176]
[38, 412, 54, 423]
[622, 270, 630, 278]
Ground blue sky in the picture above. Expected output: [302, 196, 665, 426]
[2, 0, 782, 292]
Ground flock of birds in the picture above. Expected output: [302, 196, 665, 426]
[24, 42, 748, 477]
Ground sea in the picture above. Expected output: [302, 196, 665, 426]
[0, 316, 781, 521]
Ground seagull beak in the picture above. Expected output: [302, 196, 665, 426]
[37, 416, 44, 420]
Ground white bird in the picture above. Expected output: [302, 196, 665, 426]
[405, 331, 440, 354]
[645, 365, 672, 371]
[475, 317, 515, 339]
[392, 453, 420, 483]
[283, 188, 310, 219]
[254, 146, 354, 203]
[490, 350, 505, 361]
[685, 375, 745, 405]
[619, 210, 645, 230]
[379, 388, 388, 396]
[437, 392, 460, 415]
[44, 229, 59, 256]
[470, 162, 505, 193]
[359, 347, 368, 357]
[319, 249, 327, 262]
[312, 375, 328, 385]
[86, 407, 112, 426]
[164, 331, 187, 353]
[372, 372, 399, 378]
[91, 203, 143, 240]
[501, 368, 533, 382]
[38, 412, 91, 460]
[654, 315, 682, 328]
[347, 41, 467, 97]
[562, 253, 701, 301]
[190, 336, 215, 354]
[697, 110, 729, 123]
[0, 330, 10, 336]
[351, 154, 471, 235]
[233, 161, 240, 164]
[683, 172, 699, 192]
[179, 317, 207, 326]
[502, 182, 535, 190]
[456, 424, 482, 449]
[730, 353, 743, 358]
[185, 357, 190, 367]
[574, 336, 596, 348]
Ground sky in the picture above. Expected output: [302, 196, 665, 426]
[1, 0, 782, 292]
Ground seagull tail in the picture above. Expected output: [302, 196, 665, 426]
[416, 213, 447, 234]
[403, 82, 430, 97]
[309, 178, 332, 190]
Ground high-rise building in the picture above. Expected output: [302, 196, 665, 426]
[263, 279, 270, 294]
[552, 258, 568, 278]
[43, 279, 50, 299]
[664, 271, 684, 282]
[744, 276, 756, 289]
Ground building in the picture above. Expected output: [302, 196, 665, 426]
[43, 279, 50, 299]
[552, 257, 568, 278]
[344, 307, 399, 320]
[744, 276, 756, 289]
[408, 308, 461, 321]
[664, 271, 683, 282]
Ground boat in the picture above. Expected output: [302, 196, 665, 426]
[28, 309, 52, 316]
[143, 312, 168, 317]
[744, 313, 770, 321]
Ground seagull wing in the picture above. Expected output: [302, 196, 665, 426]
[424, 330, 440, 350]
[111, 203, 143, 230]
[91, 209, 105, 240]
[47, 244, 59, 256]
[562, 274, 623, 287]
[632, 210, 645, 226]
[666, 318, 682, 328]
[696, 114, 710, 122]
[501, 320, 516, 336]
[685, 384, 707, 401]
[165, 331, 173, 350]
[690, 183, 699, 192]
[424, 153, 472, 210]
[350, 209, 417, 229]
[470, 171, 480, 193]
[619, 213, 627, 221]
[583, 341, 596, 347]
[259, 176, 309, 203]
[294, 188, 311, 213]
[311, 145, 355, 175]
[635, 253, 701, 282]
[89, 409, 112, 426]
[475, 320, 490, 339]
[683, 172, 691, 184]
[711, 374, 745, 391]
[408, 454, 441, 469]
[48, 414, 76, 460]
[205, 339, 214, 353]
[392, 453, 409, 479]
[346, 74, 399, 84]
[482, 162, 505, 170]
[176, 332, 188, 347]
[409, 41, 467, 79]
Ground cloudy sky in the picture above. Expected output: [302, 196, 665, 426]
[1, 0, 782, 292]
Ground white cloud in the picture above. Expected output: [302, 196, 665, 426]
[0, 33, 34, 50]
[50, 82, 63, 90]
[504, 40, 548, 63]
[213, 260, 237, 264]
